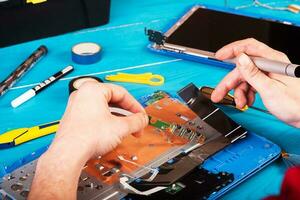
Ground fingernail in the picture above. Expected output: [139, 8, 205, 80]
[235, 98, 240, 106]
[238, 53, 251, 66]
[211, 87, 222, 102]
[211, 90, 217, 102]
[133, 132, 142, 138]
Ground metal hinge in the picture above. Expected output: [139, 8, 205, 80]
[145, 28, 184, 53]
[145, 28, 167, 46]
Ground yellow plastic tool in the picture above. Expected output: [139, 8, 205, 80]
[105, 73, 165, 86]
[26, 0, 47, 4]
[0, 121, 59, 149]
[200, 86, 270, 114]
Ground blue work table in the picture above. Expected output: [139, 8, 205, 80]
[1, 0, 300, 199]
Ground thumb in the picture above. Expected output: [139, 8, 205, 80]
[237, 53, 273, 95]
[116, 112, 149, 138]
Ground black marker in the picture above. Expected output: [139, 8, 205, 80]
[11, 65, 74, 108]
[0, 45, 48, 96]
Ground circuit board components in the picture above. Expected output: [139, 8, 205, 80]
[149, 116, 205, 144]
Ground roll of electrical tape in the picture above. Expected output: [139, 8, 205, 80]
[72, 42, 102, 65]
[69, 76, 103, 94]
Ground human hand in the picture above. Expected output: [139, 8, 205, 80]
[29, 81, 148, 200]
[55, 81, 149, 159]
[211, 38, 300, 128]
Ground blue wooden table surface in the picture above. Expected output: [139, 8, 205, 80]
[1, 0, 300, 199]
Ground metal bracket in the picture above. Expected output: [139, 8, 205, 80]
[145, 28, 167, 46]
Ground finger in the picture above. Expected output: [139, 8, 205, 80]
[73, 81, 111, 116]
[215, 41, 246, 60]
[215, 38, 262, 59]
[230, 42, 292, 83]
[233, 82, 249, 109]
[247, 88, 256, 106]
[245, 44, 290, 62]
[236, 53, 274, 96]
[102, 83, 146, 114]
[216, 38, 290, 63]
[115, 113, 149, 138]
[132, 128, 145, 138]
[211, 68, 242, 103]
[215, 38, 264, 60]
[75, 82, 145, 115]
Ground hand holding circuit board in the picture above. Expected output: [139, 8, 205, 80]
[29, 79, 149, 199]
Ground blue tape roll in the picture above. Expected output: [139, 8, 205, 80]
[72, 42, 102, 65]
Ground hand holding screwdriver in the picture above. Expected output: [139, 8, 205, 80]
[211, 38, 300, 128]
[200, 86, 270, 114]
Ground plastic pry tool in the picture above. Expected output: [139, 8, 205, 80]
[105, 72, 165, 86]
[0, 121, 59, 149]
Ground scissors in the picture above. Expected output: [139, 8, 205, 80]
[105, 73, 165, 86]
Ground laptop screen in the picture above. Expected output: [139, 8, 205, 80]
[165, 7, 300, 63]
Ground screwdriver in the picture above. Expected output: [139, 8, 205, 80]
[200, 86, 271, 115]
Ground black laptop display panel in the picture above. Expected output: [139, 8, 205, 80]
[157, 6, 300, 64]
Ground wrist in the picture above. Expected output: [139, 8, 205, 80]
[31, 136, 89, 200]
[46, 134, 93, 167]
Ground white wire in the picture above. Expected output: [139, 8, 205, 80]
[109, 107, 132, 116]
[119, 177, 167, 196]
[117, 155, 159, 182]
[118, 156, 164, 195]
[254, 0, 289, 10]
[143, 169, 159, 182]
[234, 0, 300, 11]
[235, 1, 256, 9]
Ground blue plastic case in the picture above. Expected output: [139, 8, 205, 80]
[203, 132, 281, 199]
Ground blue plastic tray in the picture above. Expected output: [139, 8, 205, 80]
[203, 132, 281, 199]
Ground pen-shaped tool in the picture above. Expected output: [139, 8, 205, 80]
[200, 86, 271, 114]
[11, 65, 74, 108]
[226, 56, 300, 78]
[0, 45, 48, 96]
